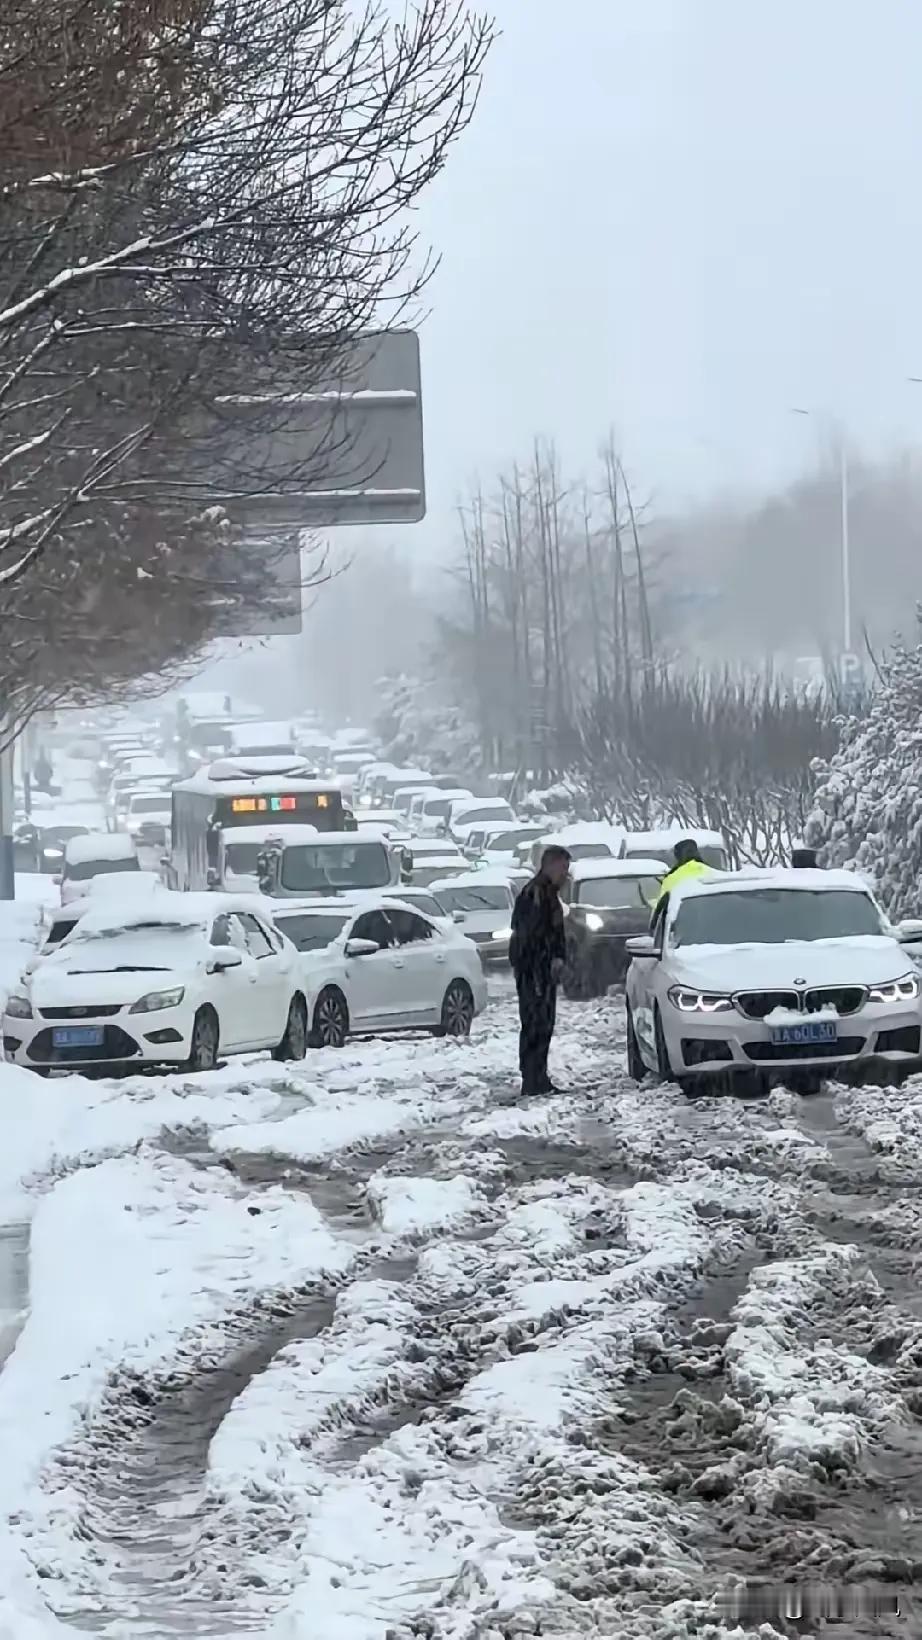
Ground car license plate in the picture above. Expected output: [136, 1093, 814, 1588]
[52, 1026, 105, 1049]
[770, 1021, 837, 1047]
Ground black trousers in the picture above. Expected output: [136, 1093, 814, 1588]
[516, 970, 557, 1092]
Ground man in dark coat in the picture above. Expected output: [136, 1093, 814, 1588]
[510, 845, 571, 1095]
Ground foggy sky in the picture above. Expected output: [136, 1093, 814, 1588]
[413, 0, 922, 542]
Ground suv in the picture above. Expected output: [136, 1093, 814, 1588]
[625, 867, 922, 1093]
[562, 857, 667, 997]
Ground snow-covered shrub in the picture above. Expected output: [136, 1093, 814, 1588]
[806, 639, 922, 915]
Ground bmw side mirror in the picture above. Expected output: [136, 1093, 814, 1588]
[625, 934, 660, 959]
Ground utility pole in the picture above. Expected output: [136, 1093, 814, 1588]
[792, 408, 852, 655]
[0, 730, 14, 900]
[839, 440, 851, 654]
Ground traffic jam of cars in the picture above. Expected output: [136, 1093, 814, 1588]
[8, 700, 922, 1092]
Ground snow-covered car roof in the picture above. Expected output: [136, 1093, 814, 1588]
[670, 867, 871, 906]
[87, 870, 164, 900]
[624, 826, 724, 851]
[570, 856, 669, 882]
[408, 837, 462, 855]
[428, 869, 514, 894]
[176, 759, 328, 794]
[543, 821, 625, 846]
[59, 889, 275, 942]
[64, 832, 138, 865]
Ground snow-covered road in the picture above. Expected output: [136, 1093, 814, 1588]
[0, 965, 920, 1638]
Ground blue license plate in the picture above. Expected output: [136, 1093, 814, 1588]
[52, 1026, 105, 1049]
[770, 1021, 837, 1047]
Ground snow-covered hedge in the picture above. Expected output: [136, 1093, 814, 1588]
[806, 639, 922, 915]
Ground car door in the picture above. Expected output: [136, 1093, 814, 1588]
[344, 909, 401, 1027]
[208, 913, 258, 1050]
[237, 911, 289, 1045]
[627, 930, 661, 1066]
[384, 907, 443, 1024]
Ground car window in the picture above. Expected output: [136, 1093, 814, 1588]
[574, 874, 662, 909]
[351, 910, 395, 949]
[393, 891, 442, 918]
[274, 913, 349, 951]
[237, 912, 275, 958]
[211, 913, 247, 950]
[387, 907, 435, 944]
[671, 888, 884, 947]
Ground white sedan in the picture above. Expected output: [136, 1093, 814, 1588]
[270, 897, 487, 1047]
[3, 893, 308, 1074]
[625, 867, 922, 1092]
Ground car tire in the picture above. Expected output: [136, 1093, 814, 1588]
[626, 1005, 646, 1081]
[653, 1005, 674, 1083]
[435, 979, 474, 1038]
[273, 994, 308, 1062]
[308, 988, 349, 1050]
[186, 1007, 219, 1073]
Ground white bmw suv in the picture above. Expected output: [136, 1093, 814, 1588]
[625, 868, 922, 1092]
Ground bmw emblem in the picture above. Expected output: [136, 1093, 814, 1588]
[793, 978, 806, 986]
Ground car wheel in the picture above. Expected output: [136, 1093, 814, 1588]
[653, 1005, 674, 1083]
[626, 1005, 646, 1081]
[186, 1007, 219, 1073]
[308, 988, 349, 1049]
[273, 994, 308, 1062]
[436, 979, 474, 1038]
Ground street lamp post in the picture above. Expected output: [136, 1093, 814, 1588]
[792, 409, 851, 654]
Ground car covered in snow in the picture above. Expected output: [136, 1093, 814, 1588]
[466, 821, 550, 868]
[622, 826, 728, 872]
[414, 787, 475, 838]
[427, 870, 515, 963]
[270, 896, 487, 1047]
[59, 832, 141, 905]
[4, 893, 308, 1074]
[523, 822, 626, 874]
[625, 867, 922, 1093]
[122, 788, 173, 847]
[256, 829, 402, 899]
[401, 838, 468, 888]
[444, 797, 515, 848]
[561, 856, 668, 997]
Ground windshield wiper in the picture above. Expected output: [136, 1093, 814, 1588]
[69, 964, 170, 974]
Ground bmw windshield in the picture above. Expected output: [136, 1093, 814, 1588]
[672, 889, 885, 948]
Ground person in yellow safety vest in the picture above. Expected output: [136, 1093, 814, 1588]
[651, 839, 712, 932]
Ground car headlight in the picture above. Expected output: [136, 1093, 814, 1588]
[42, 847, 63, 860]
[584, 912, 605, 932]
[667, 986, 733, 1013]
[130, 986, 185, 1014]
[493, 926, 512, 941]
[868, 973, 920, 1004]
[5, 995, 33, 1019]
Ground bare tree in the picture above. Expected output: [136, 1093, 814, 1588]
[0, 0, 493, 716]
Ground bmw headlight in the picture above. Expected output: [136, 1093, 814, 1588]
[493, 926, 512, 941]
[868, 973, 920, 1004]
[667, 986, 732, 1014]
[130, 987, 185, 1014]
[5, 995, 33, 1019]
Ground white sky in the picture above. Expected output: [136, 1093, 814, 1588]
[407, 0, 922, 547]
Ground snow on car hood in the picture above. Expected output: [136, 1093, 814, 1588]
[668, 935, 911, 993]
[30, 964, 186, 1009]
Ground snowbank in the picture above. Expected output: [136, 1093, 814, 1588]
[0, 1150, 352, 1619]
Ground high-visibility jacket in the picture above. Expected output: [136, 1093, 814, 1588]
[655, 857, 711, 907]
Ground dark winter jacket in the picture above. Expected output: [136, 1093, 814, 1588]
[510, 873, 566, 982]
